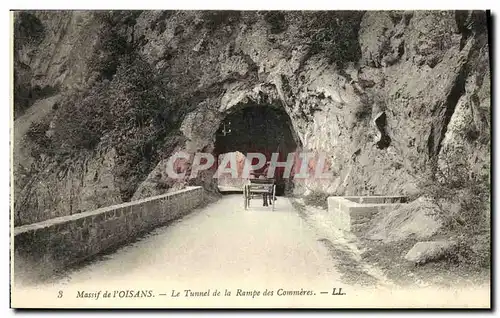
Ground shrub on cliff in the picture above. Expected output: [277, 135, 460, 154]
[13, 12, 47, 118]
[89, 11, 141, 80]
[106, 58, 171, 200]
[416, 151, 490, 268]
[293, 11, 364, 68]
[22, 10, 180, 202]
[50, 53, 172, 200]
[25, 119, 54, 158]
[53, 80, 112, 153]
[303, 191, 330, 209]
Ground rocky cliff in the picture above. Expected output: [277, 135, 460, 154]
[13, 10, 490, 226]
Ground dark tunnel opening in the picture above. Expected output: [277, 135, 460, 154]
[214, 103, 299, 195]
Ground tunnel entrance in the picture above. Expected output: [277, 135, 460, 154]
[214, 103, 299, 195]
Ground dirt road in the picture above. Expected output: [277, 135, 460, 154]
[48, 195, 342, 288]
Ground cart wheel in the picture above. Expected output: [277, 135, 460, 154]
[245, 186, 250, 210]
[272, 185, 276, 211]
[247, 186, 251, 209]
[244, 186, 247, 209]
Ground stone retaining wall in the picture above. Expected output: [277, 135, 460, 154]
[14, 186, 204, 281]
[327, 196, 406, 234]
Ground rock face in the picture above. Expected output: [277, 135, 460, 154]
[13, 10, 491, 225]
[404, 240, 458, 265]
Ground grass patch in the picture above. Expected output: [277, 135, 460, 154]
[360, 237, 490, 288]
[303, 191, 330, 209]
[319, 238, 379, 286]
[411, 147, 490, 269]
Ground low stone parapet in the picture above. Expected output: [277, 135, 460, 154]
[14, 186, 205, 281]
[327, 196, 406, 235]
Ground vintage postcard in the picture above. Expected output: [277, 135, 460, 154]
[10, 9, 491, 309]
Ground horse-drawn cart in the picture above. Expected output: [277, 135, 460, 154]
[244, 178, 276, 211]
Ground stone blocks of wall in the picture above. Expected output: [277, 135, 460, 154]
[14, 186, 204, 280]
[327, 196, 406, 235]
